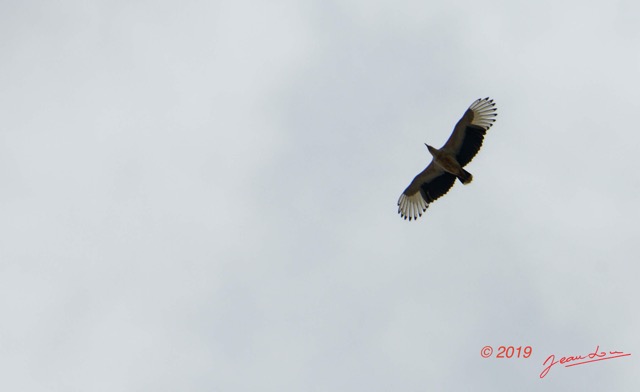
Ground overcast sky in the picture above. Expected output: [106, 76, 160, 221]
[1, 0, 639, 390]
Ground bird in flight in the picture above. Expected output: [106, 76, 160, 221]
[397, 97, 497, 220]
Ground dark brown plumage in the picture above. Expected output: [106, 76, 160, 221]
[397, 97, 497, 220]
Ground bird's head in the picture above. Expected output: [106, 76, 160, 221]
[424, 144, 437, 156]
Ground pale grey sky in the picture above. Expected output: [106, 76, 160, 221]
[1, 0, 639, 390]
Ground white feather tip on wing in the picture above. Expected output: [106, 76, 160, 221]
[469, 97, 497, 130]
[397, 193, 429, 221]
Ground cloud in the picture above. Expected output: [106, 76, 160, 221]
[1, 0, 639, 390]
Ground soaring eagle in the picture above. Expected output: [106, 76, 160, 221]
[397, 97, 497, 220]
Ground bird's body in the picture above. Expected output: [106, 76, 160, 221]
[397, 97, 497, 220]
[426, 144, 473, 184]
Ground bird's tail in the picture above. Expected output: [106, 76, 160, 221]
[458, 169, 473, 185]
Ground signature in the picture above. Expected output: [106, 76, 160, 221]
[540, 345, 631, 378]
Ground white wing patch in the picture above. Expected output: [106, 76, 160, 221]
[397, 192, 429, 221]
[469, 98, 497, 130]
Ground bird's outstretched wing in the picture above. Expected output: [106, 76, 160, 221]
[397, 162, 457, 220]
[441, 97, 497, 167]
